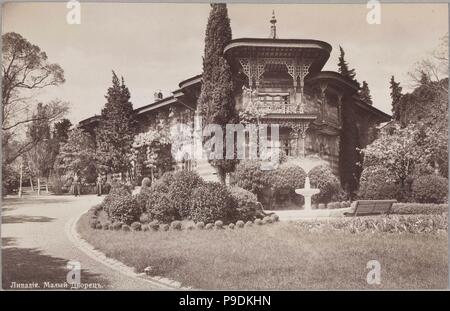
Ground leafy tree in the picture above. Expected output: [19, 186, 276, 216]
[1, 32, 67, 165]
[56, 128, 96, 177]
[359, 81, 373, 105]
[389, 76, 403, 121]
[197, 3, 237, 183]
[337, 46, 359, 87]
[53, 118, 72, 143]
[95, 71, 136, 176]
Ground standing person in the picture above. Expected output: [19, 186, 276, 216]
[96, 174, 103, 196]
[73, 172, 81, 197]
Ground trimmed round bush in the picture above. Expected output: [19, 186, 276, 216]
[141, 224, 150, 232]
[122, 224, 131, 232]
[107, 195, 141, 225]
[412, 174, 448, 204]
[171, 220, 182, 231]
[112, 221, 123, 231]
[89, 217, 98, 229]
[236, 220, 245, 228]
[205, 223, 213, 230]
[139, 213, 151, 224]
[308, 165, 342, 204]
[263, 216, 272, 224]
[245, 221, 253, 227]
[214, 220, 224, 229]
[149, 220, 159, 231]
[131, 222, 142, 231]
[190, 182, 236, 224]
[318, 203, 326, 209]
[95, 223, 103, 230]
[270, 214, 279, 222]
[196, 222, 205, 230]
[254, 218, 263, 225]
[187, 225, 195, 230]
[358, 166, 401, 200]
[228, 223, 235, 229]
[102, 222, 111, 230]
[160, 224, 169, 231]
[327, 202, 339, 209]
[228, 186, 262, 222]
[168, 170, 204, 219]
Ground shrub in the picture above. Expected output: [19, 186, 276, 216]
[160, 224, 169, 231]
[102, 222, 111, 230]
[391, 203, 447, 215]
[147, 193, 178, 224]
[263, 216, 272, 224]
[308, 165, 342, 204]
[412, 174, 448, 204]
[106, 195, 141, 225]
[254, 219, 263, 225]
[269, 164, 306, 194]
[168, 170, 204, 219]
[131, 222, 142, 231]
[214, 220, 224, 229]
[228, 186, 262, 221]
[190, 182, 236, 224]
[327, 202, 340, 209]
[122, 224, 131, 232]
[205, 223, 213, 230]
[95, 223, 103, 230]
[236, 220, 245, 228]
[171, 220, 182, 231]
[245, 221, 253, 227]
[228, 223, 235, 229]
[139, 213, 151, 224]
[187, 225, 195, 230]
[233, 161, 270, 195]
[112, 222, 123, 231]
[89, 217, 99, 229]
[358, 166, 401, 200]
[142, 225, 150, 232]
[318, 203, 326, 209]
[149, 220, 159, 231]
[196, 222, 205, 230]
[270, 214, 279, 222]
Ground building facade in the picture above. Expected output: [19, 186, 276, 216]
[79, 14, 390, 182]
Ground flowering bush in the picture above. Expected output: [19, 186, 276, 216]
[190, 182, 236, 224]
[308, 165, 342, 204]
[412, 175, 448, 203]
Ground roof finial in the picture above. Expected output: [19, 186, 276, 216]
[270, 10, 277, 39]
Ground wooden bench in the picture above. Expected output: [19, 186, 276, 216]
[344, 200, 397, 217]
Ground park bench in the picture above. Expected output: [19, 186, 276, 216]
[344, 200, 397, 217]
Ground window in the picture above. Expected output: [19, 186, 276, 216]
[258, 93, 289, 106]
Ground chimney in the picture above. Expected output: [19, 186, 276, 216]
[154, 90, 163, 101]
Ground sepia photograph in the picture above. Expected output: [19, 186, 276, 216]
[1, 0, 448, 293]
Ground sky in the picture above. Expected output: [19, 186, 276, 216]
[2, 2, 448, 124]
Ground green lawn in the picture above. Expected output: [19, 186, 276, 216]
[77, 214, 448, 289]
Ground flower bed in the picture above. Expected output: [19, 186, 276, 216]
[294, 213, 448, 234]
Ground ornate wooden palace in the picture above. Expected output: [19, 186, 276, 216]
[79, 12, 390, 180]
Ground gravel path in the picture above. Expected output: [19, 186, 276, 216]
[1, 194, 168, 290]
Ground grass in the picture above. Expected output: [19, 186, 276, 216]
[77, 214, 448, 289]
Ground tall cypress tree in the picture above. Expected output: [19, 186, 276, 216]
[96, 71, 136, 177]
[197, 3, 236, 183]
[338, 46, 359, 87]
[359, 81, 373, 105]
[389, 75, 403, 121]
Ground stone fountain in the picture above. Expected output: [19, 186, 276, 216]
[295, 177, 320, 211]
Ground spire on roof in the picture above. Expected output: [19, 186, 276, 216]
[270, 10, 277, 39]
